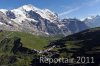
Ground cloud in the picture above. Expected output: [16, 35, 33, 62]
[58, 0, 100, 18]
[58, 7, 80, 17]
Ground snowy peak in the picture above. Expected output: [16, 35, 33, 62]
[17, 4, 40, 11]
[0, 9, 8, 14]
[87, 16, 95, 20]
[15, 4, 58, 22]
[84, 15, 100, 21]
[85, 15, 100, 20]
[84, 15, 100, 28]
[42, 9, 58, 21]
[94, 15, 100, 19]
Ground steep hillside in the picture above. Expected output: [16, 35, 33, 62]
[0, 30, 58, 50]
[0, 30, 62, 66]
[0, 35, 38, 66]
[47, 27, 100, 66]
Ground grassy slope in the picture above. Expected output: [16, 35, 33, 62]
[0, 31, 49, 50]
[0, 31, 62, 50]
[0, 31, 62, 66]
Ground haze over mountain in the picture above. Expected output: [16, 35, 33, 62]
[0, 4, 88, 36]
[84, 15, 100, 28]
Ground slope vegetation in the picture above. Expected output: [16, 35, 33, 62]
[0, 31, 50, 50]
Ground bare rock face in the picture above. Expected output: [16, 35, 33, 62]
[60, 19, 88, 36]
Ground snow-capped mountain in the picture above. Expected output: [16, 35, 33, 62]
[11, 4, 58, 23]
[0, 4, 88, 36]
[84, 15, 100, 28]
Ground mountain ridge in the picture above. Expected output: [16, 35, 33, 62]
[0, 4, 88, 36]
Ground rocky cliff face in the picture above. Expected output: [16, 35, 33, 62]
[58, 18, 88, 36]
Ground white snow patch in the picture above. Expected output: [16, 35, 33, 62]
[45, 32, 49, 35]
[17, 4, 58, 22]
[58, 24, 65, 28]
[0, 9, 8, 14]
[0, 22, 3, 25]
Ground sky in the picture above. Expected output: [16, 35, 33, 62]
[0, 0, 100, 19]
